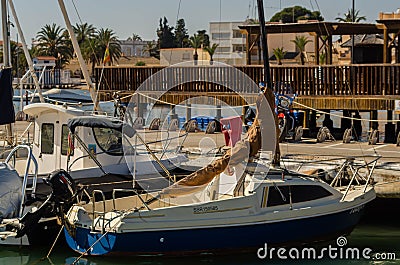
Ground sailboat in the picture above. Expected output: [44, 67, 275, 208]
[59, 0, 377, 257]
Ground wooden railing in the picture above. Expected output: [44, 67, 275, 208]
[95, 64, 400, 97]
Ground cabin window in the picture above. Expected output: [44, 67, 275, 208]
[41, 123, 54, 154]
[61, 125, 73, 156]
[267, 185, 290, 207]
[267, 185, 333, 207]
[92, 127, 123, 156]
[290, 185, 332, 203]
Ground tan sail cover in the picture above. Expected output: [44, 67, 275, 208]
[161, 91, 276, 198]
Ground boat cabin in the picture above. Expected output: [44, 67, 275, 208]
[23, 103, 128, 178]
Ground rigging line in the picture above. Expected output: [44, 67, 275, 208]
[135, 91, 256, 109]
[175, 0, 182, 24]
[218, 0, 222, 48]
[168, 0, 182, 62]
[71, 0, 83, 25]
[247, 1, 251, 19]
[293, 101, 400, 123]
[70, 0, 111, 92]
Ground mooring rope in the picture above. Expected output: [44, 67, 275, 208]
[293, 101, 400, 123]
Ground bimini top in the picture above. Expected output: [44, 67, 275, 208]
[67, 116, 136, 137]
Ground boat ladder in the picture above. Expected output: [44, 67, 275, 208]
[5, 145, 39, 218]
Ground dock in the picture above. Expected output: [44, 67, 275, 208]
[93, 64, 400, 142]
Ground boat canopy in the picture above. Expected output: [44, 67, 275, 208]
[67, 116, 136, 137]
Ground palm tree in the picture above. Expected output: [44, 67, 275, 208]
[128, 33, 142, 41]
[35, 23, 72, 68]
[73, 23, 96, 46]
[73, 23, 97, 65]
[319, 52, 326, 65]
[83, 38, 100, 75]
[96, 28, 121, 64]
[203, 43, 219, 64]
[189, 34, 203, 62]
[144, 41, 158, 58]
[84, 28, 121, 74]
[336, 9, 366, 22]
[291, 35, 311, 65]
[273, 47, 286, 65]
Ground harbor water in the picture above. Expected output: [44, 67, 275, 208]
[0, 199, 399, 265]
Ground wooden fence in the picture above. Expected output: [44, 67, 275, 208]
[95, 64, 400, 97]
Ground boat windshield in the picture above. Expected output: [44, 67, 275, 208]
[92, 127, 123, 156]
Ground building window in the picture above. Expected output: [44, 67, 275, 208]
[232, 30, 244, 38]
[182, 53, 191, 60]
[61, 124, 73, 156]
[41, 123, 54, 154]
[212, 32, 230, 40]
[216, 47, 231, 53]
[233, 45, 244, 52]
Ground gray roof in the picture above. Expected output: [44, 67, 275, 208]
[341, 34, 387, 47]
[270, 51, 299, 60]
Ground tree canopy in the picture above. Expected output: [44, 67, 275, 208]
[196, 30, 210, 47]
[270, 6, 324, 23]
[174, 18, 190, 48]
[35, 23, 72, 68]
[336, 9, 366, 22]
[157, 17, 176, 48]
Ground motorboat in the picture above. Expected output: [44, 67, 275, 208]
[22, 103, 187, 181]
[0, 105, 188, 246]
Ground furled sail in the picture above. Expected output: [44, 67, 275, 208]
[161, 91, 276, 198]
[0, 68, 15, 125]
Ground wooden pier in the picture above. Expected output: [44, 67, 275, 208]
[95, 64, 400, 111]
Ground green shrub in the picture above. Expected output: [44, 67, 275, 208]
[135, 61, 146, 66]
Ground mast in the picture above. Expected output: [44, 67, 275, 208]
[1, 0, 13, 145]
[256, 0, 271, 89]
[57, 0, 101, 111]
[1, 0, 9, 67]
[8, 0, 45, 103]
[257, 0, 280, 164]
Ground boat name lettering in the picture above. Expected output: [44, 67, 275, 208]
[193, 206, 219, 214]
[349, 205, 364, 214]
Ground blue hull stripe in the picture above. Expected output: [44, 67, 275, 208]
[65, 208, 365, 256]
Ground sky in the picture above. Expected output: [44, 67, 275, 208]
[3, 0, 400, 46]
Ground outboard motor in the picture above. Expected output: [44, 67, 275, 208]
[44, 169, 77, 204]
[12, 169, 77, 238]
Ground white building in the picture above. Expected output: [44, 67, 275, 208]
[32, 56, 56, 68]
[160, 48, 210, 66]
[210, 21, 321, 66]
[209, 21, 247, 65]
[119, 40, 153, 57]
